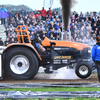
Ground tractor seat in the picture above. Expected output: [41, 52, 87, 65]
[31, 40, 38, 51]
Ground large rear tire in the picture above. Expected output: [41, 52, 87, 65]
[75, 62, 92, 79]
[4, 47, 39, 80]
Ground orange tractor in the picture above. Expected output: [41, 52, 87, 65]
[1, 25, 93, 80]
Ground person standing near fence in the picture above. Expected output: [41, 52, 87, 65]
[92, 35, 100, 83]
[0, 5, 8, 25]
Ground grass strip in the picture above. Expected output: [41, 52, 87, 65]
[0, 87, 100, 91]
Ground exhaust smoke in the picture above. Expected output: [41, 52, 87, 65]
[60, 0, 76, 31]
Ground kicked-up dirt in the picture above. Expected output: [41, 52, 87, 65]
[0, 74, 99, 84]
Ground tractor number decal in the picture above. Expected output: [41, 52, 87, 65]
[54, 56, 71, 59]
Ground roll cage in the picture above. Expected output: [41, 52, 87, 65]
[16, 25, 31, 44]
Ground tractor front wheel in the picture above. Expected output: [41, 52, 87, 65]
[75, 62, 92, 79]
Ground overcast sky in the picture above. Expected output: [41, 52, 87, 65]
[0, 0, 100, 13]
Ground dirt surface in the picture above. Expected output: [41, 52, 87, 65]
[0, 74, 99, 84]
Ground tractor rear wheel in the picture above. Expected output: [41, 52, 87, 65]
[75, 62, 92, 79]
[4, 47, 39, 80]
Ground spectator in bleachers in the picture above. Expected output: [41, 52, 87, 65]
[70, 23, 75, 37]
[79, 12, 83, 17]
[79, 14, 85, 22]
[75, 16, 80, 23]
[5, 7, 100, 47]
[92, 23, 97, 31]
[6, 26, 11, 36]
[85, 11, 89, 17]
[0, 5, 8, 24]
[20, 7, 26, 16]
[52, 11, 58, 19]
[10, 29, 16, 36]
[47, 7, 52, 20]
[19, 17, 24, 25]
[74, 21, 80, 30]
[14, 12, 20, 19]
[55, 23, 60, 30]
[50, 33, 55, 40]
[0, 38, 3, 46]
[11, 18, 16, 27]
[8, 11, 13, 18]
[85, 16, 89, 25]
[4, 38, 10, 46]
[79, 19, 85, 28]
[56, 34, 60, 40]
[71, 14, 75, 23]
[29, 11, 36, 19]
[93, 11, 97, 21]
[78, 38, 83, 43]
[38, 7, 47, 21]
[89, 36, 96, 46]
[10, 38, 16, 44]
[73, 11, 78, 19]
[36, 11, 42, 19]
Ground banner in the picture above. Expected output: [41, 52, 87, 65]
[44, 0, 54, 8]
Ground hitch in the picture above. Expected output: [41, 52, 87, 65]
[44, 65, 53, 73]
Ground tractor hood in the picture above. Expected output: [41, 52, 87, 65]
[41, 37, 90, 50]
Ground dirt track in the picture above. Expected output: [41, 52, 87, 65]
[0, 74, 99, 84]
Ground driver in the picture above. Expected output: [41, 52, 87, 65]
[32, 34, 46, 53]
[20, 31, 46, 53]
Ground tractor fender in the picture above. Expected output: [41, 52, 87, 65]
[3, 44, 42, 61]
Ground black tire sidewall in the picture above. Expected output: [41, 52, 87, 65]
[75, 62, 92, 79]
[4, 47, 39, 80]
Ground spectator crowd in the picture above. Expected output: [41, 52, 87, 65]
[1, 6, 100, 47]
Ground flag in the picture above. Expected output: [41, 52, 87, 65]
[50, 0, 54, 7]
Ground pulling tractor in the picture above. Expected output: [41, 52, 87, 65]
[0, 25, 93, 80]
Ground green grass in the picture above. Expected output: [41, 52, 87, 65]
[0, 87, 100, 92]
[3, 98, 100, 100]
